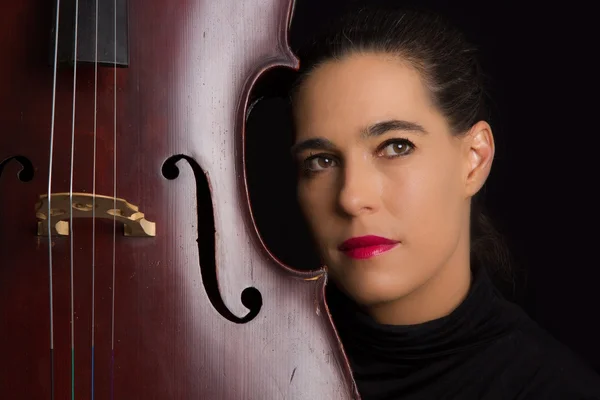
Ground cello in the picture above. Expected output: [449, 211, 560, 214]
[0, 0, 358, 398]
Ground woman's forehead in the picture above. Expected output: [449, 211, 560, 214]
[294, 53, 441, 138]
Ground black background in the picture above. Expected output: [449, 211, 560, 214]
[246, 0, 599, 374]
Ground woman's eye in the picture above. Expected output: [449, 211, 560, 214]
[304, 155, 337, 172]
[379, 139, 415, 157]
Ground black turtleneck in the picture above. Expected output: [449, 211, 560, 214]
[327, 267, 600, 400]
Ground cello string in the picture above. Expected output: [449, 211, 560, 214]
[48, 1, 62, 399]
[110, 0, 117, 397]
[91, 0, 99, 398]
[69, 0, 81, 398]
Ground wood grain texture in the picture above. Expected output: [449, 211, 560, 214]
[0, 1, 358, 398]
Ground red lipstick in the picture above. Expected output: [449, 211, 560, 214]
[338, 235, 399, 260]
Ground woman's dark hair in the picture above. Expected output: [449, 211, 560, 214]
[290, 6, 513, 286]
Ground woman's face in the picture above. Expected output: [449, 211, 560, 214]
[292, 52, 493, 315]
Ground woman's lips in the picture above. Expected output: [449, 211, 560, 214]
[338, 235, 400, 260]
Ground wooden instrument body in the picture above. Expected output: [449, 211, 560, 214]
[0, 1, 357, 398]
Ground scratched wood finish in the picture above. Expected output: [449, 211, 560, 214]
[0, 1, 358, 398]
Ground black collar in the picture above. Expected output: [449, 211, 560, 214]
[326, 266, 522, 381]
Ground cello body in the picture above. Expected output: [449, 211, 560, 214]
[0, 0, 357, 398]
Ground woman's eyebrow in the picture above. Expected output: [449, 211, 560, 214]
[291, 119, 427, 156]
[290, 137, 336, 156]
[361, 119, 428, 138]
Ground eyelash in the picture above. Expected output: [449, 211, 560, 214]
[301, 138, 416, 175]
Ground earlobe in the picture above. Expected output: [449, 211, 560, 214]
[464, 121, 495, 197]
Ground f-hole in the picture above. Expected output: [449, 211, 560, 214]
[162, 155, 262, 324]
[0, 156, 35, 184]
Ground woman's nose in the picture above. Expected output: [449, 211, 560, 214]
[336, 157, 381, 217]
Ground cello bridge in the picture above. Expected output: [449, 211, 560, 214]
[35, 193, 155, 237]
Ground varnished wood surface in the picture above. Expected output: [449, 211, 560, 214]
[0, 1, 358, 398]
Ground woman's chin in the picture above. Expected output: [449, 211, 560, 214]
[338, 272, 418, 309]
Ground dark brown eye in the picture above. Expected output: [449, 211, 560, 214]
[379, 139, 415, 157]
[304, 155, 337, 172]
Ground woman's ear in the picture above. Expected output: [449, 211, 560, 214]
[463, 120, 495, 198]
